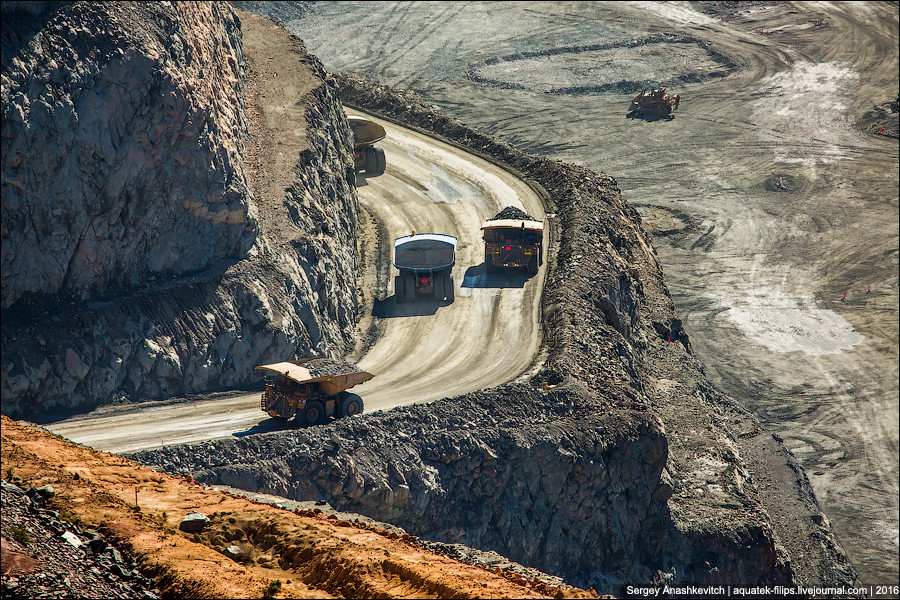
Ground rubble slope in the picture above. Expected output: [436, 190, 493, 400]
[2, 416, 594, 599]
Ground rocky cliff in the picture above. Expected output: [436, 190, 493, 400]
[2, 0, 253, 307]
[128, 69, 855, 593]
[3, 3, 856, 595]
[1, 2, 359, 417]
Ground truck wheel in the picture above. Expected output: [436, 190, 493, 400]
[527, 254, 539, 274]
[447, 276, 454, 303]
[395, 274, 405, 303]
[364, 147, 377, 173]
[298, 400, 326, 427]
[403, 272, 416, 303]
[434, 270, 446, 300]
[484, 248, 495, 273]
[373, 148, 386, 175]
[338, 392, 364, 418]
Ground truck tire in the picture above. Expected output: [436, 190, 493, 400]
[403, 272, 416, 303]
[447, 276, 455, 303]
[395, 274, 405, 303]
[298, 400, 326, 427]
[434, 270, 446, 300]
[364, 147, 377, 173]
[484, 248, 495, 273]
[373, 148, 386, 175]
[365, 147, 386, 175]
[337, 392, 364, 418]
[527, 253, 539, 274]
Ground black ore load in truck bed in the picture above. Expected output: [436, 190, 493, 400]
[489, 206, 536, 222]
[301, 358, 363, 378]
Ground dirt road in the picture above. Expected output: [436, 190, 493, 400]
[243, 0, 899, 585]
[349, 113, 547, 408]
[46, 112, 547, 453]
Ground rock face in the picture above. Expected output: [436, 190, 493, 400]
[132, 71, 856, 593]
[1, 1, 254, 308]
[1, 2, 360, 417]
[133, 387, 677, 590]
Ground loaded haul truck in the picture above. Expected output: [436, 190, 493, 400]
[482, 207, 544, 274]
[257, 357, 373, 426]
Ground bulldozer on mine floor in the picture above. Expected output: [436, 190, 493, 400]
[628, 86, 680, 116]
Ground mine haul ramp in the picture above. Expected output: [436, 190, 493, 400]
[482, 217, 544, 274]
[394, 233, 457, 303]
[348, 114, 386, 176]
[257, 357, 373, 427]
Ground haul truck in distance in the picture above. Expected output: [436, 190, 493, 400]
[257, 357, 373, 427]
[482, 207, 544, 274]
[348, 115, 386, 176]
[394, 233, 457, 303]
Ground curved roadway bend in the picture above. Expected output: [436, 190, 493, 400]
[351, 112, 547, 409]
[46, 113, 547, 454]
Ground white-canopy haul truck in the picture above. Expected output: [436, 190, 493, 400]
[393, 233, 457, 303]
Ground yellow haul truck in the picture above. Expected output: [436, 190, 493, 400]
[482, 207, 544, 274]
[257, 357, 373, 427]
[348, 115, 386, 176]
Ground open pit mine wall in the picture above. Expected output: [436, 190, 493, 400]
[130, 69, 809, 592]
[0, 1, 359, 417]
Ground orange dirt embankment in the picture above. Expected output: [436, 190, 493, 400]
[1, 416, 597, 599]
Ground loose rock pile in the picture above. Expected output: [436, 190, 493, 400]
[1, 481, 159, 600]
[301, 357, 365, 378]
[489, 206, 536, 221]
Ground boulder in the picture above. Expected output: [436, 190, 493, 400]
[178, 511, 210, 533]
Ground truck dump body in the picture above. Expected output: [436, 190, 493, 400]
[393, 233, 457, 303]
[257, 358, 373, 396]
[393, 234, 457, 272]
[482, 207, 544, 274]
[348, 115, 386, 148]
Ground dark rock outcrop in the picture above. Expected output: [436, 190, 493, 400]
[2, 1, 254, 308]
[1, 2, 360, 417]
[1, 480, 159, 599]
